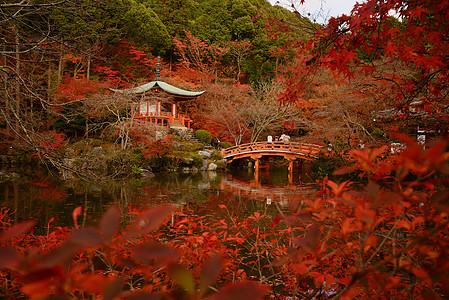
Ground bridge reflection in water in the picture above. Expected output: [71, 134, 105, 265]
[221, 174, 317, 207]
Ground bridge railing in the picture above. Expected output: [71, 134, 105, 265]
[221, 141, 323, 159]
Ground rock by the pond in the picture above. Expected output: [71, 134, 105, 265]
[183, 158, 194, 166]
[198, 150, 211, 159]
[141, 169, 154, 178]
[200, 160, 208, 171]
[207, 162, 217, 171]
[198, 182, 210, 189]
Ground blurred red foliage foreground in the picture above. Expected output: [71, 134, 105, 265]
[1, 135, 449, 299]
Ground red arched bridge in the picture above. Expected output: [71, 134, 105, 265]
[220, 141, 323, 169]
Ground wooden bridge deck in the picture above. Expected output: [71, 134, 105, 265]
[221, 141, 323, 162]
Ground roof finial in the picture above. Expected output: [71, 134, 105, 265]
[155, 55, 162, 81]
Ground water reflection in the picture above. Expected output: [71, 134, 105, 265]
[0, 165, 316, 231]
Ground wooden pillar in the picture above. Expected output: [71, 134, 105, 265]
[297, 159, 303, 182]
[288, 159, 294, 185]
[303, 161, 311, 176]
[171, 103, 176, 117]
[264, 167, 270, 181]
[254, 166, 259, 183]
[259, 158, 269, 169]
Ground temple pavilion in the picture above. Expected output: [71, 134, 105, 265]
[110, 58, 205, 129]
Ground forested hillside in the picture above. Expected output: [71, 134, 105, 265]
[0, 0, 316, 158]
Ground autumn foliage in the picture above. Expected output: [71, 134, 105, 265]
[311, 0, 449, 117]
[1, 0, 449, 298]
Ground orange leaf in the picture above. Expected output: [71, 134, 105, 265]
[125, 205, 174, 239]
[396, 220, 411, 231]
[293, 263, 309, 275]
[369, 145, 388, 160]
[76, 274, 112, 294]
[364, 235, 378, 252]
[100, 206, 121, 240]
[342, 218, 362, 235]
[212, 281, 269, 300]
[355, 206, 376, 227]
[327, 180, 349, 196]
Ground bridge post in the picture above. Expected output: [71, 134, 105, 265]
[259, 158, 269, 169]
[254, 166, 259, 183]
[288, 160, 294, 184]
[297, 159, 303, 182]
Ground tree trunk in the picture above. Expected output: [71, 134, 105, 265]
[47, 63, 52, 101]
[14, 25, 21, 138]
[85, 118, 89, 138]
[58, 41, 64, 83]
[2, 42, 10, 133]
[86, 54, 91, 80]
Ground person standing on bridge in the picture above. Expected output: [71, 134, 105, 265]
[280, 133, 290, 143]
[267, 135, 273, 142]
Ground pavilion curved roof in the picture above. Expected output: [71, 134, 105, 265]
[110, 80, 205, 98]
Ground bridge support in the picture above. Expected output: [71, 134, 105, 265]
[288, 159, 304, 184]
[254, 164, 270, 184]
[288, 160, 294, 184]
[253, 156, 269, 170]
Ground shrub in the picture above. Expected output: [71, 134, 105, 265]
[371, 127, 384, 138]
[215, 160, 225, 169]
[190, 153, 204, 169]
[125, 147, 147, 166]
[131, 165, 143, 175]
[149, 154, 177, 171]
[180, 140, 204, 152]
[194, 129, 212, 144]
[219, 141, 234, 149]
[90, 139, 104, 147]
[211, 150, 222, 160]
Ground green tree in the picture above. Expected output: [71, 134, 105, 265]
[123, 2, 173, 55]
[145, 0, 200, 39]
[232, 16, 256, 40]
[191, 0, 233, 44]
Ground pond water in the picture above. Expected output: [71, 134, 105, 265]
[0, 162, 317, 232]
